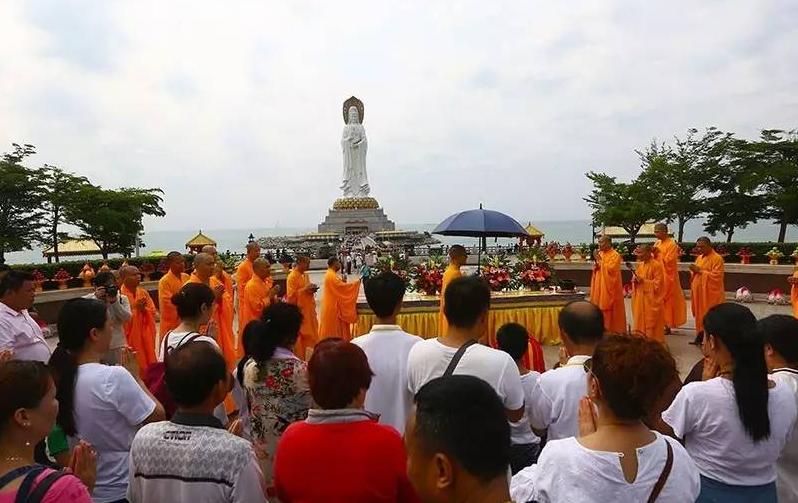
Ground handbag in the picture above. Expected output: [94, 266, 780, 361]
[143, 331, 201, 418]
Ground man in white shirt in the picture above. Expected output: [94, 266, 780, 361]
[761, 314, 798, 503]
[128, 341, 267, 503]
[352, 271, 422, 434]
[407, 276, 525, 423]
[0, 271, 51, 362]
[84, 271, 131, 364]
[529, 300, 604, 440]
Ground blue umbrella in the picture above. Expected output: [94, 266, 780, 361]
[433, 205, 528, 272]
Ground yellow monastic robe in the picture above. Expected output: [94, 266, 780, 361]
[240, 275, 273, 335]
[235, 258, 255, 334]
[158, 271, 189, 338]
[690, 250, 725, 334]
[121, 285, 158, 370]
[185, 273, 236, 369]
[654, 237, 687, 328]
[791, 269, 798, 318]
[318, 268, 361, 341]
[590, 249, 627, 334]
[632, 259, 666, 342]
[439, 264, 462, 336]
[286, 269, 319, 360]
[217, 270, 237, 358]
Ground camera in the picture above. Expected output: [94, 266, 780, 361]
[105, 284, 119, 297]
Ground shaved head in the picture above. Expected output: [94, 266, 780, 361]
[696, 236, 711, 245]
[637, 244, 653, 261]
[598, 235, 612, 251]
[449, 244, 468, 266]
[201, 245, 218, 256]
[253, 258, 271, 279]
[246, 242, 261, 260]
[193, 252, 215, 280]
[654, 223, 668, 232]
[694, 236, 713, 256]
[166, 251, 186, 275]
[121, 265, 141, 288]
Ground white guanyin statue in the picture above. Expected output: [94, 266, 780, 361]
[340, 97, 370, 198]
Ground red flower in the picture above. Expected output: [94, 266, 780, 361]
[265, 376, 276, 388]
[281, 367, 293, 378]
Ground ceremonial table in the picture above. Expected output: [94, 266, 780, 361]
[354, 290, 586, 352]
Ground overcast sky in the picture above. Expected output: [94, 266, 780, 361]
[1, 0, 796, 232]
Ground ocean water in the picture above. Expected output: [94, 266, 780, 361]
[5, 219, 796, 265]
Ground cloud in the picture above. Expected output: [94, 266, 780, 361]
[0, 0, 795, 233]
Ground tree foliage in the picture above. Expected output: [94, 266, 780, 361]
[0, 144, 45, 264]
[65, 186, 165, 259]
[584, 172, 658, 243]
[37, 164, 92, 262]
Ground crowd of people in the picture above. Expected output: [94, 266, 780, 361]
[0, 225, 797, 502]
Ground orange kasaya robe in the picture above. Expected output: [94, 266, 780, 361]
[158, 270, 189, 338]
[791, 269, 798, 318]
[439, 264, 462, 336]
[121, 285, 158, 370]
[632, 259, 666, 342]
[590, 249, 627, 334]
[235, 258, 255, 333]
[217, 270, 237, 358]
[654, 237, 687, 328]
[318, 268, 361, 341]
[240, 275, 274, 335]
[286, 268, 319, 360]
[690, 250, 725, 334]
[184, 273, 237, 369]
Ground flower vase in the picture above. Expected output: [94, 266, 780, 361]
[769, 258, 779, 265]
[741, 256, 751, 265]
[34, 281, 44, 292]
[57, 280, 68, 290]
[563, 251, 573, 262]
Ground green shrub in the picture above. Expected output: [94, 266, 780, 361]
[11, 254, 194, 279]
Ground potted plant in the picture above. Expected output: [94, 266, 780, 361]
[577, 244, 590, 262]
[737, 246, 755, 265]
[78, 263, 96, 287]
[766, 247, 783, 265]
[480, 254, 513, 292]
[410, 257, 444, 296]
[53, 268, 72, 290]
[32, 269, 46, 292]
[545, 242, 560, 262]
[99, 261, 111, 272]
[561, 243, 574, 262]
[715, 244, 729, 259]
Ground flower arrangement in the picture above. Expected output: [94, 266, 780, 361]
[715, 244, 729, 258]
[32, 269, 46, 282]
[544, 242, 560, 261]
[766, 247, 783, 265]
[578, 244, 591, 261]
[480, 254, 513, 292]
[53, 268, 72, 289]
[561, 243, 574, 262]
[98, 261, 111, 272]
[735, 287, 753, 303]
[737, 246, 755, 265]
[767, 288, 790, 305]
[366, 255, 412, 289]
[512, 255, 553, 290]
[410, 256, 445, 295]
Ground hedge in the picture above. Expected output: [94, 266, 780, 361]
[586, 242, 798, 264]
[9, 255, 196, 280]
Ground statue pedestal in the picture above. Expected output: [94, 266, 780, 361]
[318, 198, 395, 235]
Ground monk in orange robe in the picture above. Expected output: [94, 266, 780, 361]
[120, 266, 158, 369]
[185, 252, 237, 368]
[440, 245, 467, 336]
[286, 255, 319, 359]
[689, 237, 725, 344]
[235, 242, 261, 335]
[631, 244, 666, 342]
[240, 258, 280, 333]
[788, 268, 798, 318]
[590, 236, 627, 334]
[319, 257, 361, 341]
[202, 246, 238, 358]
[158, 251, 189, 338]
[653, 223, 686, 331]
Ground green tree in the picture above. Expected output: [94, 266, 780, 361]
[702, 138, 766, 242]
[584, 172, 659, 244]
[0, 144, 45, 264]
[638, 128, 729, 241]
[66, 186, 166, 259]
[738, 129, 798, 242]
[37, 164, 92, 263]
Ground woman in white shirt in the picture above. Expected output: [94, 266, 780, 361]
[661, 303, 797, 502]
[157, 283, 219, 360]
[511, 334, 700, 503]
[49, 298, 165, 503]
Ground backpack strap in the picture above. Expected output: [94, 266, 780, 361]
[0, 466, 40, 492]
[165, 332, 202, 356]
[11, 466, 48, 503]
[443, 339, 477, 377]
[21, 470, 67, 503]
[647, 439, 674, 503]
